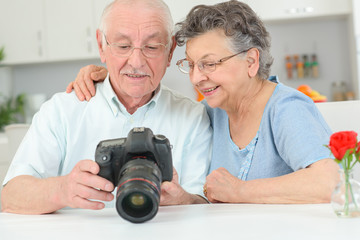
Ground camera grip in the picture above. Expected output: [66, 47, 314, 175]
[154, 141, 173, 182]
[95, 151, 115, 185]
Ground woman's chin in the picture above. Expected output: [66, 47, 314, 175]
[205, 98, 221, 109]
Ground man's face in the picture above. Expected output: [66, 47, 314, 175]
[97, 3, 174, 105]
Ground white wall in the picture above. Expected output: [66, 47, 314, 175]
[12, 59, 103, 100]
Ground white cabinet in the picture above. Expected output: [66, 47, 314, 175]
[245, 0, 351, 21]
[44, 0, 97, 61]
[165, 0, 351, 24]
[0, 0, 101, 64]
[351, 0, 360, 100]
[353, 0, 360, 36]
[0, 0, 46, 64]
[164, 0, 226, 24]
[0, 0, 353, 65]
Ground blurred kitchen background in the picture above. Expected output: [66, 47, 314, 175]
[0, 0, 360, 124]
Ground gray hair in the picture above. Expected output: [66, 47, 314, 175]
[99, 0, 174, 50]
[175, 0, 273, 80]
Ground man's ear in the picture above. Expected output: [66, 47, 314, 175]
[96, 29, 106, 63]
[167, 36, 177, 67]
[247, 48, 260, 78]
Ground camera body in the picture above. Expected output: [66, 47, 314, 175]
[95, 127, 173, 223]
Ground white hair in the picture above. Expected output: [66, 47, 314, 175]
[99, 0, 174, 49]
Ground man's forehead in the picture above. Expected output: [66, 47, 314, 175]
[107, 19, 168, 39]
[107, 11, 167, 33]
[111, 31, 164, 43]
[107, 3, 167, 29]
[112, 19, 164, 30]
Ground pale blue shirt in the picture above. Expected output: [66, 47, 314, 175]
[205, 77, 332, 180]
[4, 76, 212, 204]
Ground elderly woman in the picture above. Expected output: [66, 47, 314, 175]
[174, 0, 339, 203]
[67, 0, 339, 204]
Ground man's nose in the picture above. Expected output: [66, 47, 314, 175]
[127, 48, 147, 68]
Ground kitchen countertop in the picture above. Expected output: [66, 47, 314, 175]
[0, 132, 8, 143]
[0, 132, 9, 209]
[0, 133, 9, 163]
[0, 132, 10, 203]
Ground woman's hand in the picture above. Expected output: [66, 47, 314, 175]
[66, 64, 108, 101]
[204, 159, 339, 204]
[204, 167, 242, 203]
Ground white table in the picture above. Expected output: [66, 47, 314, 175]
[1, 203, 359, 240]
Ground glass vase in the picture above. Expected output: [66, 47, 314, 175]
[331, 169, 360, 218]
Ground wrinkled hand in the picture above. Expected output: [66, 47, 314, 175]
[66, 64, 108, 101]
[59, 160, 114, 210]
[204, 167, 242, 203]
[160, 168, 192, 205]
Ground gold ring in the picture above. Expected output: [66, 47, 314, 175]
[203, 186, 207, 195]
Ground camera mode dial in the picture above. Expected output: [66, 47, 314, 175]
[154, 134, 166, 143]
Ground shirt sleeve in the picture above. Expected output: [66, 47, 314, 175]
[177, 103, 212, 197]
[271, 94, 332, 171]
[3, 95, 67, 186]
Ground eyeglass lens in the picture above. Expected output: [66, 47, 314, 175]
[109, 44, 166, 58]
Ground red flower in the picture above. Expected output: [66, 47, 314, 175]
[328, 131, 358, 160]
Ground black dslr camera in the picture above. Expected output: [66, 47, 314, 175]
[95, 127, 173, 223]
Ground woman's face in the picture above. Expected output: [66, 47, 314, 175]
[185, 29, 251, 109]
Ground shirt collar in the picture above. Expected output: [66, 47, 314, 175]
[99, 74, 161, 117]
[268, 75, 279, 83]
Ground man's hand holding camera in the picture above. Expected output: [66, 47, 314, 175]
[1, 160, 115, 214]
[161, 168, 208, 205]
[59, 160, 114, 210]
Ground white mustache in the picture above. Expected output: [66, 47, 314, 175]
[120, 69, 150, 77]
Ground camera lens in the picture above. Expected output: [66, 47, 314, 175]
[116, 159, 162, 223]
[121, 189, 153, 218]
[128, 193, 146, 207]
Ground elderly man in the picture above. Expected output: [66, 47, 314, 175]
[1, 0, 211, 214]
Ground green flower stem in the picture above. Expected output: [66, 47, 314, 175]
[349, 178, 359, 210]
[350, 161, 358, 169]
[341, 158, 359, 216]
[341, 160, 349, 215]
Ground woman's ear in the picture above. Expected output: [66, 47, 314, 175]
[167, 36, 177, 67]
[247, 48, 260, 78]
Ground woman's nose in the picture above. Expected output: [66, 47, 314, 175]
[190, 64, 207, 86]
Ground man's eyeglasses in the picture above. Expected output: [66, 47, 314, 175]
[176, 48, 251, 74]
[102, 32, 168, 58]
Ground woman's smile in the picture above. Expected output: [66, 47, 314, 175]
[201, 86, 220, 96]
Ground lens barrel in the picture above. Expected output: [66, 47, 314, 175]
[116, 159, 162, 223]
